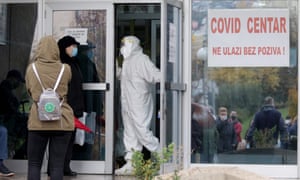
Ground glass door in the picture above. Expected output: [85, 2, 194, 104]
[45, 1, 114, 174]
[114, 2, 184, 173]
[160, 0, 184, 173]
[114, 3, 161, 170]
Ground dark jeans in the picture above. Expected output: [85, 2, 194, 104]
[27, 130, 72, 180]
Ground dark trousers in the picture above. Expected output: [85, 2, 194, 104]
[27, 130, 72, 180]
[64, 129, 76, 172]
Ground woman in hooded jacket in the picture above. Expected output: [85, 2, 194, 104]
[25, 35, 74, 180]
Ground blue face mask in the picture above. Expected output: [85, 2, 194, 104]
[71, 47, 78, 57]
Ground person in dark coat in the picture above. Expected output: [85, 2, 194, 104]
[76, 41, 103, 116]
[0, 69, 25, 177]
[246, 96, 288, 148]
[72, 41, 104, 160]
[288, 116, 297, 136]
[56, 35, 85, 176]
[287, 116, 297, 150]
[216, 107, 237, 153]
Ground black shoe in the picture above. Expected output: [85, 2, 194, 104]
[0, 164, 15, 177]
[64, 170, 77, 176]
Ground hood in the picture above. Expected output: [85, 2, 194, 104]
[120, 35, 142, 59]
[34, 36, 60, 63]
[261, 105, 275, 112]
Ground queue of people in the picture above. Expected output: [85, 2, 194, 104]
[1, 34, 161, 177]
[190, 104, 238, 163]
[0, 34, 298, 178]
[191, 95, 296, 164]
[0, 35, 100, 178]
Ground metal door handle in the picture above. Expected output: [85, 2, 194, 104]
[82, 83, 109, 91]
[165, 82, 186, 91]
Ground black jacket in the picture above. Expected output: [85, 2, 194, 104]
[246, 105, 287, 144]
[58, 42, 85, 118]
[77, 53, 103, 115]
[216, 118, 237, 152]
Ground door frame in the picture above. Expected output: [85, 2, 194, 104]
[160, 0, 184, 173]
[44, 1, 115, 174]
[114, 0, 185, 174]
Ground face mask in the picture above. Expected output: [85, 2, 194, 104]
[220, 115, 227, 121]
[71, 47, 78, 57]
[231, 116, 236, 120]
[120, 46, 131, 59]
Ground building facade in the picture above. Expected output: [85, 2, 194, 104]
[0, 0, 299, 179]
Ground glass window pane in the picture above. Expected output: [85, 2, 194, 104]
[191, 0, 298, 165]
[53, 10, 107, 161]
[0, 3, 38, 160]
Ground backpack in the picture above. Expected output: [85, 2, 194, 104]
[32, 63, 65, 121]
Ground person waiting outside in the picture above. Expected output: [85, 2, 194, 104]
[246, 96, 288, 148]
[229, 111, 242, 150]
[216, 107, 237, 153]
[0, 69, 24, 176]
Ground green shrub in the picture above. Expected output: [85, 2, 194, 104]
[132, 143, 174, 180]
[253, 126, 276, 148]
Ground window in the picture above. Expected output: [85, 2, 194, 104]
[191, 0, 298, 165]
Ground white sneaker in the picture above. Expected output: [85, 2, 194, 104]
[115, 161, 133, 175]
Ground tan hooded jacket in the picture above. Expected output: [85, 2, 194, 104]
[25, 36, 74, 131]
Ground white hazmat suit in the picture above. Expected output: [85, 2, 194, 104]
[115, 36, 161, 175]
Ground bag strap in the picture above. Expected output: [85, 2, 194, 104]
[32, 63, 45, 91]
[32, 63, 65, 91]
[53, 64, 65, 91]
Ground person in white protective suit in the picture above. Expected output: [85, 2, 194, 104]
[115, 36, 161, 175]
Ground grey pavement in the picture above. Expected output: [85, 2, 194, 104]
[2, 174, 299, 180]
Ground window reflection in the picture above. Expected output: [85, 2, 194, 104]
[53, 10, 106, 161]
[191, 0, 298, 164]
[0, 3, 38, 160]
[0, 4, 7, 45]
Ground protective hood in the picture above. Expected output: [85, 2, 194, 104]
[120, 36, 142, 59]
[34, 36, 60, 63]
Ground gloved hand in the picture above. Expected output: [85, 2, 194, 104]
[116, 59, 122, 78]
[116, 56, 123, 68]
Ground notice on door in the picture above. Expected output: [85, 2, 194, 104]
[207, 9, 289, 67]
[64, 28, 88, 45]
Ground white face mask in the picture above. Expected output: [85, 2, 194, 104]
[220, 115, 227, 121]
[120, 45, 131, 59]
